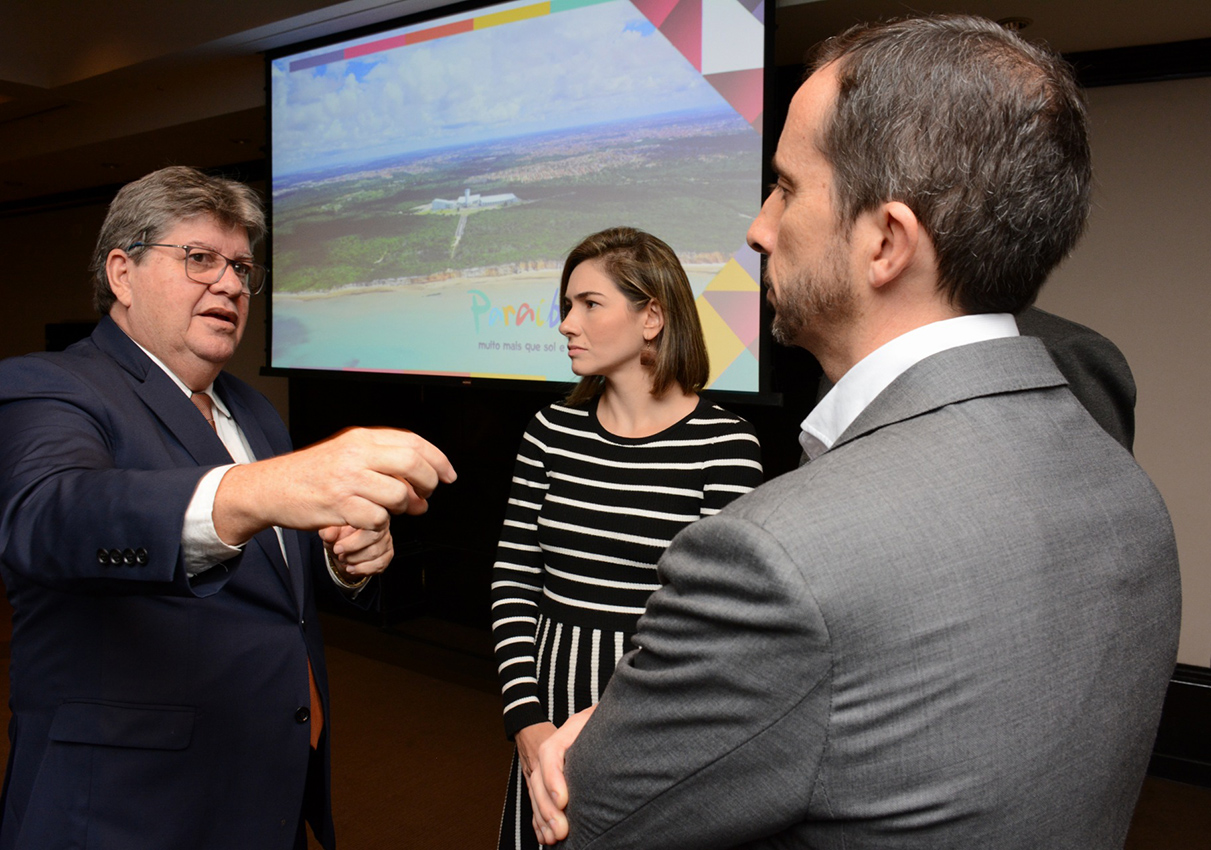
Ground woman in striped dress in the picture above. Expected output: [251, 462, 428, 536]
[492, 227, 763, 849]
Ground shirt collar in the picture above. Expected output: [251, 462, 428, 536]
[129, 338, 232, 422]
[800, 313, 1019, 460]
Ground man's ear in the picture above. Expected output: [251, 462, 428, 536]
[643, 299, 665, 341]
[105, 249, 136, 308]
[866, 201, 921, 290]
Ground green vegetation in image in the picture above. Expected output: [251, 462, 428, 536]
[271, 124, 761, 294]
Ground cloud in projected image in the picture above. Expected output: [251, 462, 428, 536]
[271, 1, 724, 175]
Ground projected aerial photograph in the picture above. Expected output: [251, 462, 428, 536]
[273, 111, 756, 291]
[269, 0, 766, 389]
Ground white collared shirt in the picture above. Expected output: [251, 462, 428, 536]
[130, 342, 255, 575]
[800, 314, 1020, 461]
[131, 339, 362, 593]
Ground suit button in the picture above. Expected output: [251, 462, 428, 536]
[295, 707, 310, 724]
[122, 548, 137, 565]
[109, 548, 123, 565]
[135, 548, 149, 565]
[97, 549, 110, 565]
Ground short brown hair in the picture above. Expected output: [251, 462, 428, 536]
[90, 166, 265, 314]
[560, 227, 709, 406]
[811, 15, 1091, 313]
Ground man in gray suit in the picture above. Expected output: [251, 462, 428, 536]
[526, 15, 1181, 849]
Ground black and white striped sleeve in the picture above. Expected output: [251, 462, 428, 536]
[491, 414, 551, 737]
[698, 407, 763, 516]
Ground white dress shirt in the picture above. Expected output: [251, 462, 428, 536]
[800, 314, 1020, 461]
[131, 342, 262, 575]
[131, 345, 361, 591]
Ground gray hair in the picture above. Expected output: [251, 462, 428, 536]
[90, 166, 265, 314]
[811, 15, 1091, 314]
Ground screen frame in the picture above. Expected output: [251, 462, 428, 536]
[262, 0, 779, 401]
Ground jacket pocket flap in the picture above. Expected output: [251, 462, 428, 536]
[49, 701, 194, 750]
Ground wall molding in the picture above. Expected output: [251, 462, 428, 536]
[1065, 38, 1211, 88]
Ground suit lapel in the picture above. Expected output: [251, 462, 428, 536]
[217, 377, 305, 613]
[94, 318, 302, 611]
[93, 317, 232, 466]
[834, 336, 1067, 450]
[281, 528, 308, 615]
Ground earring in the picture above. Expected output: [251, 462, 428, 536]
[640, 335, 657, 367]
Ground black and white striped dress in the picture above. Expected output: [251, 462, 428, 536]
[492, 397, 763, 849]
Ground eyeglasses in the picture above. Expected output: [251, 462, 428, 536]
[127, 242, 268, 296]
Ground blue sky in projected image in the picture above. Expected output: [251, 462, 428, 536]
[270, 1, 724, 176]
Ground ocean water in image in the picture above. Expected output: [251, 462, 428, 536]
[272, 274, 576, 382]
[270, 268, 732, 385]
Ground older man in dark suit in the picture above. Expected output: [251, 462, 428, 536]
[527, 16, 1180, 849]
[0, 166, 455, 850]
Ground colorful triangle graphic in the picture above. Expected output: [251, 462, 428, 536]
[704, 256, 760, 291]
[701, 0, 764, 75]
[704, 68, 763, 126]
[700, 257, 760, 349]
[696, 296, 747, 387]
[658, 0, 702, 72]
[733, 242, 761, 283]
[713, 345, 759, 388]
[631, 0, 681, 27]
[739, 0, 763, 20]
[703, 291, 759, 346]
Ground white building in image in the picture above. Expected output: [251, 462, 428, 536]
[429, 187, 520, 210]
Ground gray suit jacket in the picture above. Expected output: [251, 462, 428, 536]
[561, 336, 1180, 849]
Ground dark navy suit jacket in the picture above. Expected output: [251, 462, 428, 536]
[0, 317, 337, 849]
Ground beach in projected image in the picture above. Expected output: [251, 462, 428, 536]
[269, 0, 766, 390]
